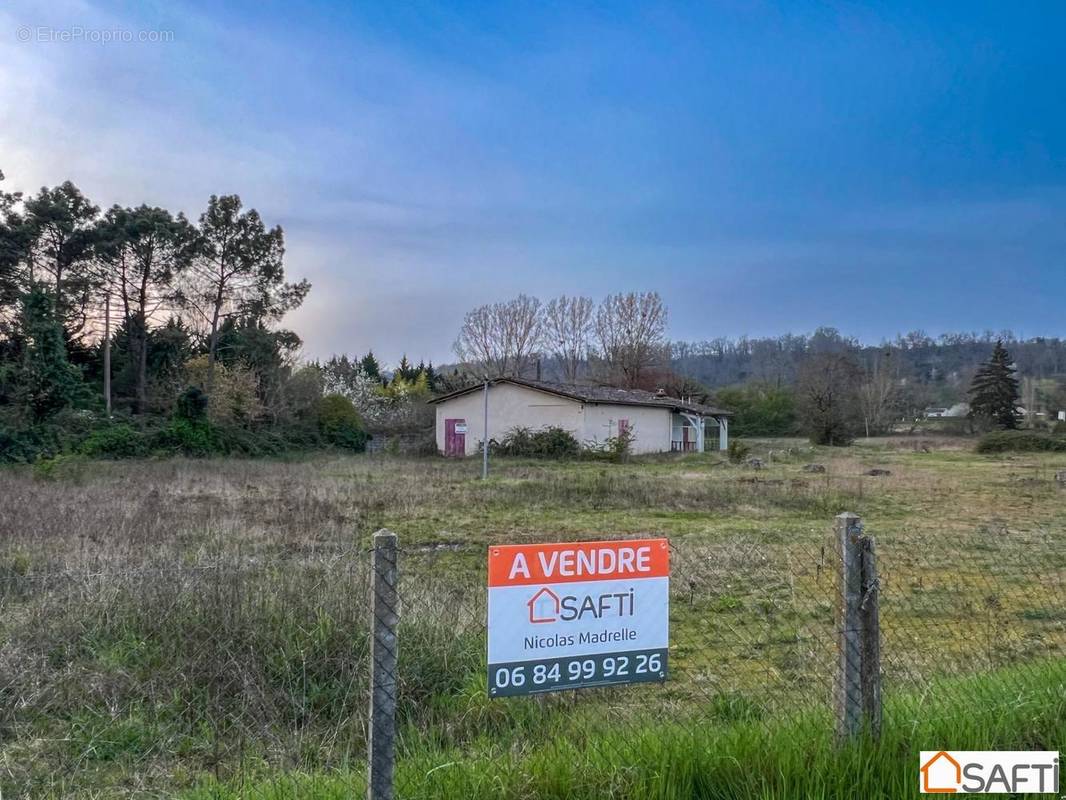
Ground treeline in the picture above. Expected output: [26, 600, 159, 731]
[450, 294, 1066, 444]
[672, 328, 1066, 397]
[0, 171, 389, 462]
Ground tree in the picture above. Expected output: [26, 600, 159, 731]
[796, 352, 862, 445]
[14, 286, 83, 421]
[359, 350, 381, 381]
[715, 382, 796, 436]
[95, 205, 194, 413]
[857, 350, 898, 437]
[453, 294, 542, 378]
[0, 170, 27, 324]
[177, 194, 309, 389]
[543, 295, 594, 383]
[18, 182, 100, 341]
[968, 340, 1020, 430]
[594, 291, 667, 388]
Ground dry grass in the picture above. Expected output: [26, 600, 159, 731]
[0, 440, 1064, 797]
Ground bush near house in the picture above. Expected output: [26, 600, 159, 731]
[491, 426, 581, 459]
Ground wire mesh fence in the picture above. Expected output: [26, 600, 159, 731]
[0, 513, 1063, 798]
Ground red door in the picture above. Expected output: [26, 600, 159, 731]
[682, 424, 691, 451]
[445, 418, 466, 457]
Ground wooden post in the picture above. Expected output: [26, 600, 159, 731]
[835, 512, 864, 741]
[860, 535, 882, 738]
[368, 530, 398, 800]
[835, 511, 882, 742]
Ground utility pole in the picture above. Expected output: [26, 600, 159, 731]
[103, 291, 112, 416]
[482, 379, 489, 480]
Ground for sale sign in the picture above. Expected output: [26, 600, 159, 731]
[487, 538, 669, 697]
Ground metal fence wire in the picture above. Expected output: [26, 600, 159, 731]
[0, 514, 1063, 798]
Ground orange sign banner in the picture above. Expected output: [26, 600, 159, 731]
[488, 538, 669, 588]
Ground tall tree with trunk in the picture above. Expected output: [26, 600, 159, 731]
[18, 182, 100, 341]
[95, 205, 194, 413]
[177, 195, 309, 392]
[594, 291, 668, 388]
[543, 295, 593, 383]
[968, 340, 1020, 430]
[453, 294, 542, 378]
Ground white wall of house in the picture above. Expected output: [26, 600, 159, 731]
[581, 404, 672, 454]
[434, 382, 725, 456]
[434, 383, 583, 456]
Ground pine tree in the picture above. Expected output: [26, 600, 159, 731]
[359, 350, 381, 380]
[395, 354, 414, 383]
[968, 340, 1020, 430]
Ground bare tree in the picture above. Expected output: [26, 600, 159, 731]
[858, 350, 898, 437]
[796, 352, 863, 445]
[453, 294, 543, 378]
[593, 291, 668, 388]
[542, 295, 593, 383]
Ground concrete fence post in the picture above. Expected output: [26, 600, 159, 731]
[368, 529, 399, 800]
[834, 512, 881, 742]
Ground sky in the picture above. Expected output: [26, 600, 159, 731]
[2, 1, 1065, 366]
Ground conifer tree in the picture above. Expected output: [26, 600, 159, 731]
[968, 340, 1020, 429]
[16, 286, 83, 420]
[359, 350, 381, 380]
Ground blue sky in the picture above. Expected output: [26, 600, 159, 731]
[2, 1, 1064, 364]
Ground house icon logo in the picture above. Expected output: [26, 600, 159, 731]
[920, 751, 962, 793]
[527, 587, 561, 624]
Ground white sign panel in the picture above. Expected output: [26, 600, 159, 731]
[487, 538, 669, 696]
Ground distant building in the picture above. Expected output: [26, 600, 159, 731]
[429, 377, 731, 457]
[924, 403, 969, 419]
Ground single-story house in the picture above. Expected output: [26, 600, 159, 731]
[428, 377, 731, 457]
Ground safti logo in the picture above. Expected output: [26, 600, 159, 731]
[920, 751, 1059, 794]
[527, 587, 560, 623]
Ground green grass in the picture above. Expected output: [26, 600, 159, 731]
[184, 660, 1066, 799]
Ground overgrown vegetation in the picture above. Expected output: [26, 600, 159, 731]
[491, 426, 581, 458]
[0, 174, 458, 462]
[976, 430, 1066, 453]
[0, 442, 1062, 797]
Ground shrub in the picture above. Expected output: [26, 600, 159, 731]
[317, 394, 368, 451]
[79, 425, 149, 459]
[605, 426, 634, 463]
[975, 431, 1066, 454]
[175, 386, 209, 421]
[150, 418, 223, 457]
[727, 439, 751, 464]
[716, 384, 796, 436]
[492, 426, 580, 459]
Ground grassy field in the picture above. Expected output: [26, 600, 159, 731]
[1, 437, 1064, 798]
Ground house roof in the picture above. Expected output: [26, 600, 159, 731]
[428, 377, 731, 417]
